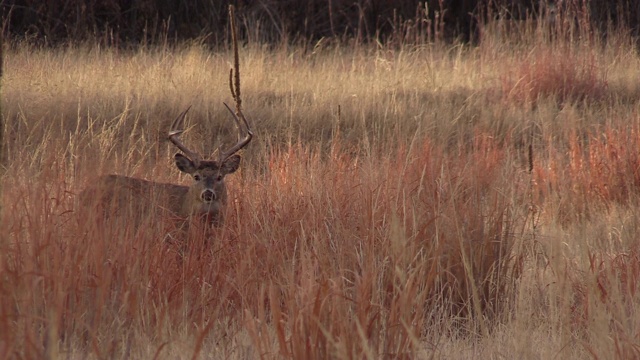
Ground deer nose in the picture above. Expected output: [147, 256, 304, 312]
[201, 189, 216, 203]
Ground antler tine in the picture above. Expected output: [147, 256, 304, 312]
[168, 106, 202, 166]
[220, 102, 253, 161]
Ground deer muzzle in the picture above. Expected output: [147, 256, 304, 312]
[201, 189, 216, 203]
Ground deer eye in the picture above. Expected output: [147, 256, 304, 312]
[193, 174, 201, 181]
[216, 175, 223, 181]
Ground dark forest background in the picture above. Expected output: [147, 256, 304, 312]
[1, 0, 639, 46]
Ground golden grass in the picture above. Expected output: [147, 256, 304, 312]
[2, 23, 640, 359]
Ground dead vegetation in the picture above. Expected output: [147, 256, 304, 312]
[1, 16, 640, 360]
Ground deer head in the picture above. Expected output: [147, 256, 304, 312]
[168, 102, 253, 224]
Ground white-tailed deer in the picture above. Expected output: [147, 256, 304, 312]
[80, 5, 251, 228]
[80, 104, 253, 227]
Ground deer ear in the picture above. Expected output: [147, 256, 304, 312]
[221, 155, 241, 174]
[174, 153, 197, 174]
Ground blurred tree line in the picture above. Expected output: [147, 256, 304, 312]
[1, 0, 638, 46]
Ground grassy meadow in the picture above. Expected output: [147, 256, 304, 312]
[1, 19, 640, 359]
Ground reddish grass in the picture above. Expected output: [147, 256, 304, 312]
[3, 22, 640, 357]
[500, 46, 608, 105]
[561, 245, 640, 358]
[0, 133, 526, 358]
[533, 124, 640, 225]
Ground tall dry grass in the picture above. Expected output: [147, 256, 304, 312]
[1, 18, 640, 359]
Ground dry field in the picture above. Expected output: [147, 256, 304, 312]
[1, 20, 640, 359]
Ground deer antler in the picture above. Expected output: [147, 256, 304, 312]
[219, 102, 253, 161]
[219, 5, 253, 163]
[168, 105, 202, 167]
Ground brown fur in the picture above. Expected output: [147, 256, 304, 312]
[80, 154, 241, 227]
